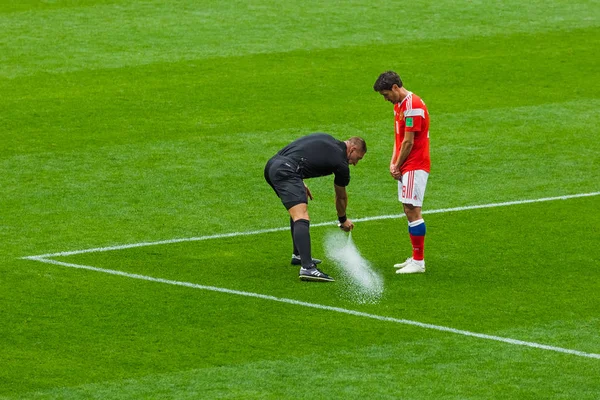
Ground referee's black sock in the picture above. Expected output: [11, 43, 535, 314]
[290, 217, 299, 256]
[292, 219, 313, 269]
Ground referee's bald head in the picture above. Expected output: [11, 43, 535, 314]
[347, 137, 367, 154]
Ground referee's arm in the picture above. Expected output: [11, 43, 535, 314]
[334, 184, 354, 231]
[334, 184, 348, 217]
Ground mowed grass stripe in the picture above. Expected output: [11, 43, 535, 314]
[1, 0, 597, 77]
[8, 339, 599, 400]
[20, 194, 600, 361]
[29, 254, 600, 361]
[4, 96, 598, 258]
[7, 196, 598, 398]
[2, 27, 597, 162]
[22, 191, 600, 259]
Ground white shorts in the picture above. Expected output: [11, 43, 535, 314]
[398, 170, 429, 207]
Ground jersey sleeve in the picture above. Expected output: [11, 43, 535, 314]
[403, 108, 425, 132]
[333, 164, 350, 187]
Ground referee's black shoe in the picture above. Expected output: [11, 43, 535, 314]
[299, 265, 334, 282]
[291, 254, 322, 266]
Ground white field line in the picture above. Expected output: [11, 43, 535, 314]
[27, 257, 600, 360]
[22, 191, 600, 260]
[21, 191, 600, 360]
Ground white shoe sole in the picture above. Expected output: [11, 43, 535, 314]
[396, 264, 425, 274]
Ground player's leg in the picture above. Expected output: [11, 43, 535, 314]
[404, 203, 425, 263]
[393, 202, 426, 270]
[395, 170, 428, 274]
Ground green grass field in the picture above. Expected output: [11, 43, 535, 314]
[1, 0, 599, 398]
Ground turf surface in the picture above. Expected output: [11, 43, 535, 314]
[1, 0, 599, 398]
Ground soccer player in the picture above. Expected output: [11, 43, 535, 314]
[373, 71, 430, 274]
[264, 133, 367, 282]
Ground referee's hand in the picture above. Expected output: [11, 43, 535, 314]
[304, 183, 313, 200]
[339, 220, 354, 232]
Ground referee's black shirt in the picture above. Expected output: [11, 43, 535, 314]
[276, 133, 350, 187]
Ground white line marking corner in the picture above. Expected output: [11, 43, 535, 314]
[20, 191, 600, 360]
[28, 256, 600, 360]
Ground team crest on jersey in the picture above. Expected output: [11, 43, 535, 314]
[406, 117, 414, 127]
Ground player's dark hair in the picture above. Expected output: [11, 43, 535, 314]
[373, 71, 403, 91]
[348, 137, 367, 153]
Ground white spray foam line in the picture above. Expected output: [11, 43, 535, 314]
[324, 231, 384, 304]
[28, 256, 600, 360]
[21, 191, 600, 260]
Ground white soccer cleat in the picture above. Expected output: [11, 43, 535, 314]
[396, 260, 425, 274]
[393, 257, 413, 269]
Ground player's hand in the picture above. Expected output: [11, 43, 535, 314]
[390, 164, 402, 181]
[339, 219, 354, 232]
[304, 183, 313, 200]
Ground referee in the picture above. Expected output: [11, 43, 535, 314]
[264, 133, 367, 282]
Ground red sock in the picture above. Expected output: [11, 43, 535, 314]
[409, 234, 425, 261]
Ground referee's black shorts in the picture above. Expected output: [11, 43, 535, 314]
[264, 155, 307, 210]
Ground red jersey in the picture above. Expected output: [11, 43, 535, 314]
[392, 92, 430, 174]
